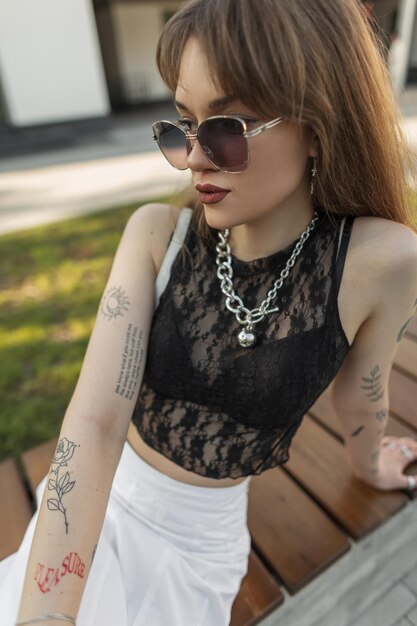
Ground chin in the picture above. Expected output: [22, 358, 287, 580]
[202, 205, 244, 232]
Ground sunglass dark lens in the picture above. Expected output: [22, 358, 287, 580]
[199, 118, 248, 172]
[152, 122, 188, 170]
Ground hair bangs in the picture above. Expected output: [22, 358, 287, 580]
[157, 0, 310, 123]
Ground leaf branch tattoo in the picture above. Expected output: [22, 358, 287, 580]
[47, 438, 77, 534]
[100, 285, 131, 321]
[361, 365, 384, 403]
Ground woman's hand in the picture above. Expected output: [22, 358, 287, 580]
[354, 436, 417, 491]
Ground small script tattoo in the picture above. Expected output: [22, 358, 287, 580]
[47, 437, 77, 534]
[115, 323, 144, 400]
[361, 365, 384, 403]
[376, 408, 388, 422]
[34, 551, 85, 593]
[351, 425, 364, 437]
[397, 317, 412, 342]
[100, 285, 131, 321]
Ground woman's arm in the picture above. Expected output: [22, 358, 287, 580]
[15, 203, 165, 625]
[331, 226, 417, 488]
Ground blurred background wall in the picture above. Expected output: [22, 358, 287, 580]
[0, 0, 111, 126]
[0, 0, 181, 129]
[0, 0, 415, 130]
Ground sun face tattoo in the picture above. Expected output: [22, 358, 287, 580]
[100, 286, 131, 321]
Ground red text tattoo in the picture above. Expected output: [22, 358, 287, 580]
[34, 551, 85, 593]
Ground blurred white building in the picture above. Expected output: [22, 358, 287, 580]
[0, 0, 181, 129]
[0, 0, 415, 130]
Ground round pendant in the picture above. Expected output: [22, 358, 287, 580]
[238, 328, 257, 348]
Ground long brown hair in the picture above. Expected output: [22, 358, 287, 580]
[156, 0, 417, 236]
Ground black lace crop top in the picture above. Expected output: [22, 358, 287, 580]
[131, 208, 354, 479]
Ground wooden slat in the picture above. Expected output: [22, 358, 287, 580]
[0, 458, 33, 560]
[284, 416, 409, 540]
[230, 550, 284, 626]
[247, 468, 350, 593]
[395, 335, 417, 379]
[21, 438, 58, 496]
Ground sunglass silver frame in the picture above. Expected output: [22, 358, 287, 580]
[152, 114, 284, 173]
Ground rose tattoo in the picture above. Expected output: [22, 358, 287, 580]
[47, 437, 77, 534]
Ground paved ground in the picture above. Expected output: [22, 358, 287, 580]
[349, 563, 417, 626]
[2, 90, 417, 626]
[0, 102, 192, 235]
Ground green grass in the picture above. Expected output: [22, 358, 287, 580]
[0, 201, 163, 462]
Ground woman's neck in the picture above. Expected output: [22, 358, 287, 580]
[227, 203, 316, 262]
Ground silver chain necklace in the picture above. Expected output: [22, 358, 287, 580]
[215, 210, 319, 348]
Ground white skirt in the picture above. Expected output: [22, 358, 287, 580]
[0, 440, 252, 626]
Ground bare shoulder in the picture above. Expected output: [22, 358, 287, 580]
[338, 214, 417, 346]
[352, 216, 417, 291]
[127, 202, 182, 273]
[351, 215, 417, 262]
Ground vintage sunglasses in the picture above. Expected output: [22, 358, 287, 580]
[152, 114, 284, 173]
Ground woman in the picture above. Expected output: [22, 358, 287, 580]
[2, 1, 417, 625]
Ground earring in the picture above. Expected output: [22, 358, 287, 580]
[310, 156, 318, 196]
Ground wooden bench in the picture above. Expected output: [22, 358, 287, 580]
[1, 314, 417, 626]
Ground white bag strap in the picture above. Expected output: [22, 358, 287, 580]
[336, 216, 347, 261]
[155, 207, 193, 309]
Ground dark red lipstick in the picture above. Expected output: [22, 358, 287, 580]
[195, 183, 231, 204]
